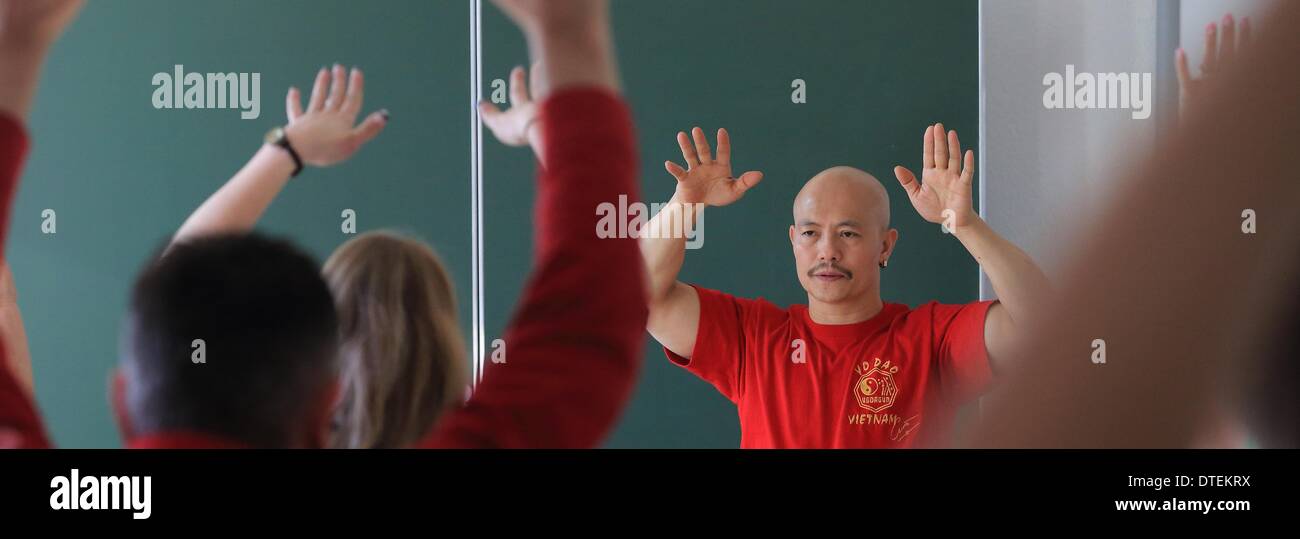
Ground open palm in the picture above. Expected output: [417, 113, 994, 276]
[480, 65, 538, 147]
[893, 123, 975, 227]
[284, 65, 388, 167]
[665, 127, 763, 207]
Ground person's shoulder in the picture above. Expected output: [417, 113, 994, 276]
[689, 284, 795, 321]
[870, 301, 912, 324]
[891, 300, 992, 328]
[783, 301, 810, 320]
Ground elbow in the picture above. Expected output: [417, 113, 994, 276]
[647, 280, 682, 313]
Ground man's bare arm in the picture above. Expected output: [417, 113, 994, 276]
[895, 124, 1049, 370]
[643, 128, 762, 358]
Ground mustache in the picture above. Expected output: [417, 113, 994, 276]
[807, 263, 853, 279]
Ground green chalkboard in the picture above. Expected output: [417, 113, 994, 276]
[12, 0, 472, 447]
[481, 0, 980, 447]
[15, 0, 977, 449]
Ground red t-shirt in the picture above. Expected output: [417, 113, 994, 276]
[667, 285, 995, 448]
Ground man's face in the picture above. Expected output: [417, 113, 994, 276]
[789, 168, 895, 306]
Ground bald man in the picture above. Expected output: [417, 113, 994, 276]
[641, 125, 1048, 448]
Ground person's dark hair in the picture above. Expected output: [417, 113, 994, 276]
[122, 233, 339, 447]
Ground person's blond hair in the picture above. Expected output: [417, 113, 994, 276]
[322, 231, 468, 448]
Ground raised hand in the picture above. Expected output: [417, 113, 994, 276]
[893, 123, 975, 229]
[664, 127, 763, 207]
[1177, 13, 1251, 114]
[283, 64, 388, 168]
[480, 65, 539, 147]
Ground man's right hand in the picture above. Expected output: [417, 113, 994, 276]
[665, 127, 764, 207]
[645, 128, 761, 359]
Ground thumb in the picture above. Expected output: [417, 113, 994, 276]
[664, 161, 687, 181]
[479, 101, 504, 126]
[735, 171, 764, 193]
[351, 110, 389, 147]
[893, 166, 919, 195]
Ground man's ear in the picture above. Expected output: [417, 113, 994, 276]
[882, 228, 899, 261]
[109, 369, 135, 442]
[789, 224, 797, 246]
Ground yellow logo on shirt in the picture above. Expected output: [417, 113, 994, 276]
[852, 357, 899, 413]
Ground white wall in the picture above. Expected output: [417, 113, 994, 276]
[978, 0, 1162, 297]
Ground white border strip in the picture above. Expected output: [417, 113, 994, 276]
[470, 0, 485, 387]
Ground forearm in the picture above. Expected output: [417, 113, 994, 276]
[0, 41, 52, 120]
[173, 145, 295, 243]
[0, 265, 32, 396]
[528, 17, 618, 97]
[953, 216, 1049, 324]
[639, 194, 701, 305]
[0, 265, 47, 448]
[425, 88, 644, 448]
[0, 42, 36, 395]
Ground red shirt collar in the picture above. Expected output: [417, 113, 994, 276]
[796, 302, 907, 349]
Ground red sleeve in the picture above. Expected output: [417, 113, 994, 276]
[0, 113, 52, 449]
[0, 346, 50, 448]
[661, 285, 759, 402]
[928, 300, 996, 404]
[419, 88, 646, 448]
[0, 114, 24, 245]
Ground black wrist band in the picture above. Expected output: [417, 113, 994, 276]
[276, 135, 304, 178]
